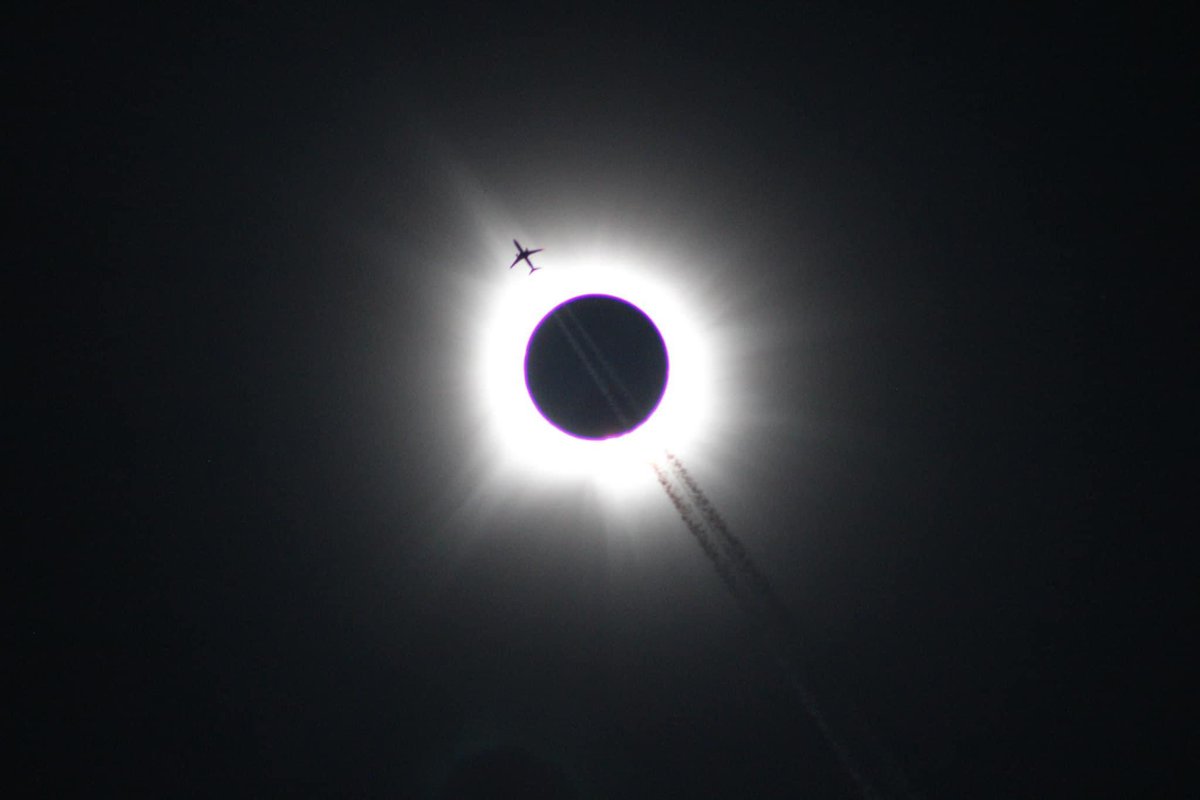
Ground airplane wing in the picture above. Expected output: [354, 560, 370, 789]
[529, 248, 544, 255]
[509, 255, 521, 268]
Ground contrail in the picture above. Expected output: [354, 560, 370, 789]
[550, 308, 631, 432]
[651, 462, 743, 605]
[561, 302, 640, 414]
[654, 452, 892, 800]
[666, 452, 796, 639]
[551, 300, 904, 797]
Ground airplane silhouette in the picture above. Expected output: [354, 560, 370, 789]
[509, 239, 543, 274]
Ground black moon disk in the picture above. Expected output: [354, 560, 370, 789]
[524, 294, 669, 440]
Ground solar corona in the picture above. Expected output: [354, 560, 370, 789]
[473, 240, 879, 798]
[473, 246, 717, 495]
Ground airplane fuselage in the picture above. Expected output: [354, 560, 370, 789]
[510, 239, 543, 274]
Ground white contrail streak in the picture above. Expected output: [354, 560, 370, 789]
[550, 309, 631, 432]
[561, 302, 641, 414]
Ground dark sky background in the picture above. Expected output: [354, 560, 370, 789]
[16, 5, 1189, 798]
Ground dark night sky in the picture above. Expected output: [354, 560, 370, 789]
[15, 5, 1190, 798]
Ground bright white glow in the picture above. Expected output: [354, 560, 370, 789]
[472, 242, 718, 498]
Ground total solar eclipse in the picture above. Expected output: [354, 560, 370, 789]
[523, 294, 669, 440]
